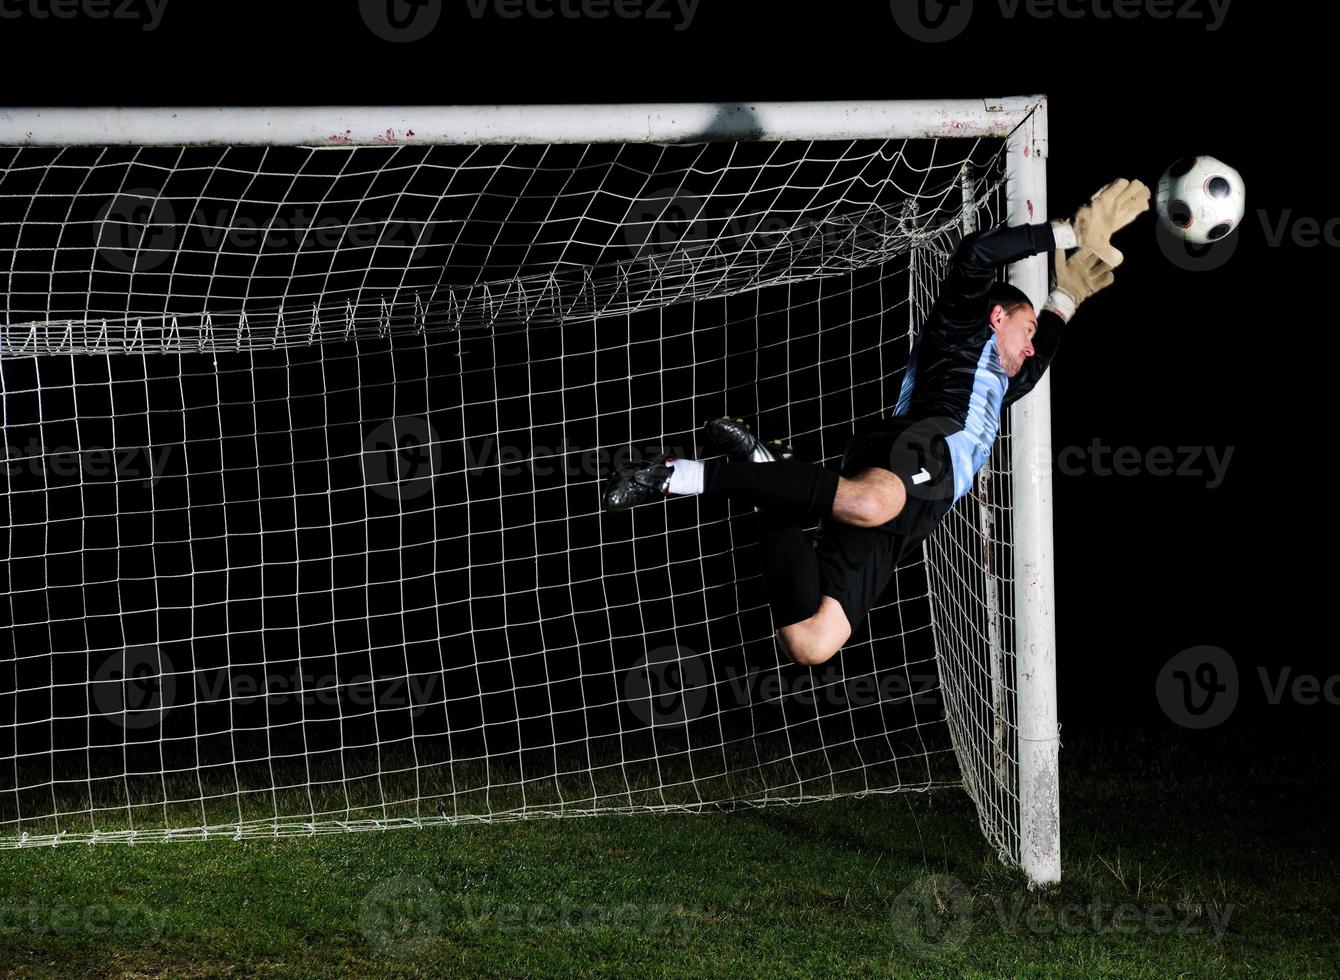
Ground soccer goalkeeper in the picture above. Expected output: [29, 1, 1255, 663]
[603, 179, 1150, 666]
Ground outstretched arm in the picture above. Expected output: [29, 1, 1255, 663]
[937, 178, 1149, 333]
[934, 220, 1079, 331]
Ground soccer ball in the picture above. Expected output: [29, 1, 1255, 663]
[1155, 156, 1246, 245]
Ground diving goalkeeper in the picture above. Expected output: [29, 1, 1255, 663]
[603, 179, 1151, 666]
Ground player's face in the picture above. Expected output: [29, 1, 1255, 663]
[991, 303, 1037, 378]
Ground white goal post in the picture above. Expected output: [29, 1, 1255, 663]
[0, 98, 1060, 886]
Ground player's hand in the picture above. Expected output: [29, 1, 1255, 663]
[1072, 178, 1151, 268]
[1053, 248, 1115, 309]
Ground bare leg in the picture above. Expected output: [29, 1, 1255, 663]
[775, 596, 852, 667]
[831, 468, 907, 528]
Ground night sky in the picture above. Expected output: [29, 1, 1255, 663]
[2, 0, 1330, 743]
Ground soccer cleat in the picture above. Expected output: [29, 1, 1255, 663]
[603, 453, 676, 513]
[703, 417, 794, 463]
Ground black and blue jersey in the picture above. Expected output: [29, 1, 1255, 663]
[894, 222, 1066, 502]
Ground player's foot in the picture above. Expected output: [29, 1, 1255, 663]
[703, 417, 794, 463]
[603, 454, 676, 513]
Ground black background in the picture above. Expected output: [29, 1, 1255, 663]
[1, 0, 1330, 740]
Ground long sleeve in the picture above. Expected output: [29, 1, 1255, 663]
[932, 222, 1060, 337]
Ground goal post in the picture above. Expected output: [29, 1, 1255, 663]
[1004, 104, 1062, 887]
[0, 98, 1060, 886]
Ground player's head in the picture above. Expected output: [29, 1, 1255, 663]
[987, 283, 1037, 378]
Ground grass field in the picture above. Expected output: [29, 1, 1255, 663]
[1, 721, 1335, 978]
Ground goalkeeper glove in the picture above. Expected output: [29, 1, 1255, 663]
[1044, 248, 1115, 323]
[1072, 178, 1151, 268]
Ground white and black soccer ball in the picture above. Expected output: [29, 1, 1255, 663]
[1155, 156, 1246, 245]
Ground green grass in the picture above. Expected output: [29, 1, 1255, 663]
[1, 723, 1336, 978]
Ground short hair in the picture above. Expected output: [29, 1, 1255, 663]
[986, 282, 1034, 318]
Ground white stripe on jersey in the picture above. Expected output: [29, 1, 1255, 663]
[943, 335, 1010, 503]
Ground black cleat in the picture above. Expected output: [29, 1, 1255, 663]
[603, 453, 676, 513]
[703, 417, 794, 463]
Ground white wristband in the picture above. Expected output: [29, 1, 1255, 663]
[1050, 220, 1078, 251]
[1042, 289, 1077, 323]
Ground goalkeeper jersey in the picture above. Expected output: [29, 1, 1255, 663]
[894, 222, 1069, 503]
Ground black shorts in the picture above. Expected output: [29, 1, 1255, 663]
[814, 416, 957, 630]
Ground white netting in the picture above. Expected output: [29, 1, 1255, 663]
[0, 129, 1025, 866]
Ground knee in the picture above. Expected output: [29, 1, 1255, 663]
[837, 478, 903, 528]
[777, 626, 839, 666]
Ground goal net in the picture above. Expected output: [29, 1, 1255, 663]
[0, 102, 1059, 883]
